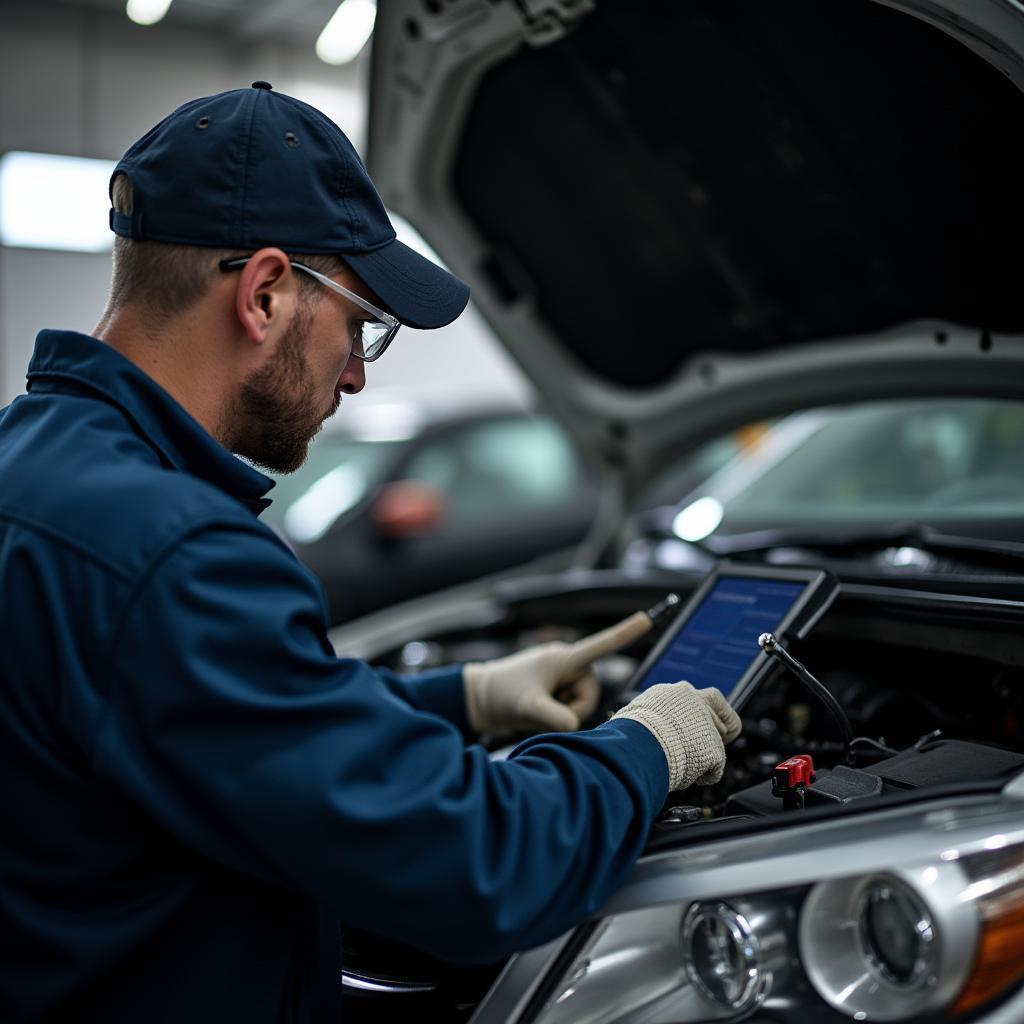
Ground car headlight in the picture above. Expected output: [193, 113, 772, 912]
[513, 794, 1024, 1024]
[799, 863, 976, 1020]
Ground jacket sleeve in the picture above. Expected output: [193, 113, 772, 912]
[373, 665, 475, 739]
[95, 521, 668, 964]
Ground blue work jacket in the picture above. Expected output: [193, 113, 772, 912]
[0, 330, 668, 1023]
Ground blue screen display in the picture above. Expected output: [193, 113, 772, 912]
[635, 576, 806, 696]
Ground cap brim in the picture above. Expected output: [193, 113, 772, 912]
[343, 238, 470, 330]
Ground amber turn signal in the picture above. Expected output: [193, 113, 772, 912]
[953, 897, 1024, 1015]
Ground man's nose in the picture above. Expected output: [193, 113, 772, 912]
[339, 355, 365, 395]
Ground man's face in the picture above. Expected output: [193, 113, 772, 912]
[231, 267, 370, 474]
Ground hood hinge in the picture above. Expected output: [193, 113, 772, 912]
[514, 0, 595, 47]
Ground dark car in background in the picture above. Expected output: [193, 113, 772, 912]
[262, 398, 598, 623]
[332, 1, 1024, 1021]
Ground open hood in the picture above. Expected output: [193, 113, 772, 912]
[367, 0, 1024, 494]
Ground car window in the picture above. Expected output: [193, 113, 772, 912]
[402, 415, 589, 531]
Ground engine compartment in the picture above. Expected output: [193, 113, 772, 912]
[368, 569, 1024, 826]
[716, 599, 1024, 820]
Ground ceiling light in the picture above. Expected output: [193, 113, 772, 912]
[0, 152, 115, 253]
[316, 0, 377, 66]
[126, 0, 173, 26]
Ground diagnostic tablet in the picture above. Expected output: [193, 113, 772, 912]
[629, 564, 837, 708]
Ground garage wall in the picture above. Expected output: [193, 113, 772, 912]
[0, 0, 529, 408]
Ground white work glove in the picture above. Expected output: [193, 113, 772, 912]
[611, 683, 742, 790]
[463, 612, 652, 733]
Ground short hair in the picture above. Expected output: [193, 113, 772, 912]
[105, 173, 346, 326]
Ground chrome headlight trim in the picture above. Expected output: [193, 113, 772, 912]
[798, 862, 978, 1021]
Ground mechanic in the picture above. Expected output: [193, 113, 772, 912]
[0, 83, 740, 1023]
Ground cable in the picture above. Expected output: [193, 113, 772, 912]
[850, 736, 899, 756]
[757, 632, 857, 764]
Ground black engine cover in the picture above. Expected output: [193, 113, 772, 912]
[726, 740, 1024, 816]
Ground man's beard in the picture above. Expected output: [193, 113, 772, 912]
[228, 304, 342, 474]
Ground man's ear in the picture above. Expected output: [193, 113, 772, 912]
[233, 248, 296, 345]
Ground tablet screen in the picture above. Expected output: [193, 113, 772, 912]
[634, 575, 807, 696]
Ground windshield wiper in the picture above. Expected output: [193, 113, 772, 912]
[706, 521, 1024, 569]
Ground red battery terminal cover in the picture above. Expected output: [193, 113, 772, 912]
[772, 754, 816, 795]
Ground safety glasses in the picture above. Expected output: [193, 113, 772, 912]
[219, 257, 401, 362]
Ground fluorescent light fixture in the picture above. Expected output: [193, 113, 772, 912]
[0, 151, 116, 252]
[126, 0, 173, 26]
[316, 0, 377, 66]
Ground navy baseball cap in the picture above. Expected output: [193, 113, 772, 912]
[109, 81, 469, 330]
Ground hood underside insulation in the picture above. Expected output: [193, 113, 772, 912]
[453, 0, 1024, 388]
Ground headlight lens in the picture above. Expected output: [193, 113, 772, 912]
[683, 901, 760, 1010]
[799, 863, 977, 1020]
[681, 899, 784, 1014]
[528, 838, 1024, 1024]
[861, 880, 932, 985]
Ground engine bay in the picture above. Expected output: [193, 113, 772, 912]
[366, 568, 1024, 829]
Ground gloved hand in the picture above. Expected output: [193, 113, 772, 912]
[463, 612, 652, 733]
[611, 683, 742, 790]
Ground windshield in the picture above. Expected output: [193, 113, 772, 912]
[671, 399, 1024, 544]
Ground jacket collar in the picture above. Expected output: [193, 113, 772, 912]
[27, 330, 275, 514]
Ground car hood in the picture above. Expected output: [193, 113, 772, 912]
[367, 0, 1024, 497]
